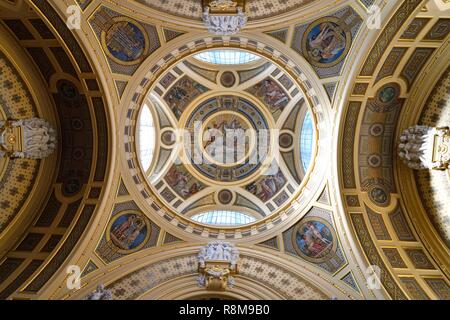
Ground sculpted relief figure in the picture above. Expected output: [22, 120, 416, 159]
[197, 241, 240, 290]
[202, 3, 247, 36]
[398, 125, 449, 170]
[198, 241, 239, 263]
[0, 121, 5, 158]
[0, 117, 57, 159]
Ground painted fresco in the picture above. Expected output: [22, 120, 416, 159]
[165, 164, 205, 199]
[105, 20, 146, 63]
[109, 213, 149, 251]
[245, 169, 286, 202]
[164, 76, 209, 118]
[246, 78, 289, 119]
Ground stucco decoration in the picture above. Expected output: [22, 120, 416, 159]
[202, 1, 247, 35]
[399, 125, 449, 170]
[197, 241, 240, 291]
[0, 118, 56, 159]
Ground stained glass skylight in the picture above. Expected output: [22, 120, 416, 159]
[194, 50, 261, 65]
[191, 210, 256, 226]
[137, 103, 155, 172]
[300, 112, 314, 171]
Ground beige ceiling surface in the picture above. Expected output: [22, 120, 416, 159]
[133, 0, 317, 21]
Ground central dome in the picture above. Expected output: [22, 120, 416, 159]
[182, 95, 271, 185]
[135, 49, 316, 227]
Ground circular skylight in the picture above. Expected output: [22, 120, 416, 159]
[191, 210, 256, 226]
[194, 50, 261, 65]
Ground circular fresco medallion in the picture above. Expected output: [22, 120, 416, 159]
[368, 154, 382, 168]
[292, 217, 337, 263]
[107, 211, 151, 254]
[377, 85, 398, 104]
[57, 80, 79, 100]
[279, 132, 294, 149]
[62, 178, 81, 196]
[101, 17, 149, 65]
[200, 111, 255, 167]
[183, 95, 271, 185]
[218, 189, 233, 204]
[161, 129, 176, 146]
[220, 72, 236, 88]
[369, 123, 384, 137]
[369, 186, 390, 207]
[302, 17, 351, 68]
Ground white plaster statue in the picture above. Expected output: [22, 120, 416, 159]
[227, 276, 236, 288]
[197, 274, 206, 287]
[230, 247, 239, 267]
[202, 3, 247, 35]
[398, 125, 436, 170]
[212, 242, 224, 260]
[7, 117, 57, 159]
[198, 241, 240, 264]
[85, 284, 113, 300]
[197, 241, 240, 290]
[399, 125, 450, 170]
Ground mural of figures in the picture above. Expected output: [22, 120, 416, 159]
[164, 76, 209, 118]
[293, 219, 335, 262]
[203, 113, 250, 165]
[104, 19, 147, 63]
[109, 212, 150, 252]
[246, 78, 289, 119]
[245, 169, 286, 202]
[184, 96, 269, 183]
[165, 164, 205, 199]
[303, 18, 350, 67]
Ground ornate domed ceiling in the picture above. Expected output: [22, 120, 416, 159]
[0, 51, 40, 234]
[135, 50, 316, 226]
[0, 0, 449, 302]
[414, 67, 450, 247]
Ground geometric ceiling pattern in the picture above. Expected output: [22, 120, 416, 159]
[134, 52, 314, 223]
[0, 0, 448, 301]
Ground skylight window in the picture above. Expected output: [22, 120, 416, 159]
[300, 112, 314, 171]
[137, 104, 155, 172]
[194, 50, 261, 65]
[191, 210, 256, 226]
